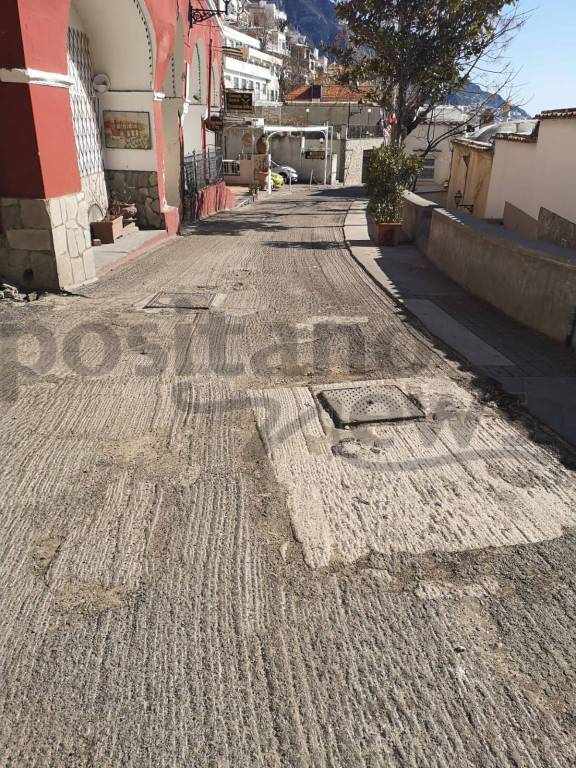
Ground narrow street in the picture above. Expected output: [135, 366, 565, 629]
[1, 188, 576, 766]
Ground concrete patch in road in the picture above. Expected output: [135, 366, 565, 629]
[145, 292, 215, 310]
[251, 377, 576, 569]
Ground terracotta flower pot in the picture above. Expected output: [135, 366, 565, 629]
[257, 171, 269, 190]
[367, 216, 403, 247]
[255, 134, 269, 154]
[90, 216, 124, 245]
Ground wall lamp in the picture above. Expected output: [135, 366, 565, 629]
[189, 0, 230, 26]
[454, 190, 474, 212]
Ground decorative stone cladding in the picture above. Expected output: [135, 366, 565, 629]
[82, 172, 109, 222]
[0, 194, 95, 291]
[105, 170, 165, 229]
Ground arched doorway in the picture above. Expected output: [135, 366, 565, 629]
[68, 0, 166, 229]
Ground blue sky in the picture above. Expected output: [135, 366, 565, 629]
[506, 0, 576, 114]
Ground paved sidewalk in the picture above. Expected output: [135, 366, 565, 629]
[345, 199, 576, 448]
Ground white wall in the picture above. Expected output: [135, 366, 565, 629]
[485, 141, 537, 220]
[530, 120, 576, 223]
[183, 104, 207, 155]
[72, 0, 154, 91]
[269, 135, 334, 183]
[485, 119, 576, 224]
[405, 122, 463, 187]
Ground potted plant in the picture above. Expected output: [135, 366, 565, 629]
[366, 144, 421, 247]
[110, 197, 138, 225]
[90, 213, 124, 245]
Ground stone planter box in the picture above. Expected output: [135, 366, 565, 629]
[257, 171, 269, 191]
[367, 215, 403, 247]
[91, 216, 124, 245]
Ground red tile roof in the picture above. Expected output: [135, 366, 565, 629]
[493, 133, 537, 143]
[284, 84, 373, 103]
[536, 108, 576, 120]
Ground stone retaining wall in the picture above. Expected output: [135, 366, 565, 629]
[105, 170, 165, 229]
[401, 191, 441, 255]
[426, 207, 576, 348]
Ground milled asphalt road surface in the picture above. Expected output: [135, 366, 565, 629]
[1, 188, 576, 766]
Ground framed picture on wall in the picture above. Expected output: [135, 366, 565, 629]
[103, 110, 152, 150]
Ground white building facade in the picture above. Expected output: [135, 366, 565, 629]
[222, 25, 282, 105]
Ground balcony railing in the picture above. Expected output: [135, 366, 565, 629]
[347, 125, 385, 140]
[183, 148, 224, 197]
[223, 159, 240, 176]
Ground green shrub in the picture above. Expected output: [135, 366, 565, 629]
[366, 144, 422, 223]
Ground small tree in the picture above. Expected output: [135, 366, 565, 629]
[332, 0, 526, 145]
[366, 145, 421, 223]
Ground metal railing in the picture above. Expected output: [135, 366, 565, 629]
[182, 148, 224, 197]
[223, 159, 240, 176]
[347, 125, 385, 140]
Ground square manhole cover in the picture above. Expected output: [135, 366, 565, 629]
[318, 385, 424, 427]
[145, 292, 215, 310]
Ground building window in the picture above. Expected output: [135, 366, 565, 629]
[234, 77, 239, 88]
[419, 157, 436, 181]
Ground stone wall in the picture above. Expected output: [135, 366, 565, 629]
[502, 201, 538, 240]
[0, 193, 95, 291]
[537, 207, 576, 250]
[341, 138, 384, 186]
[402, 192, 441, 255]
[105, 170, 165, 229]
[426, 206, 576, 348]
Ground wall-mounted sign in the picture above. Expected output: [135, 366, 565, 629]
[225, 90, 253, 113]
[305, 150, 326, 160]
[222, 46, 248, 62]
[204, 115, 224, 132]
[103, 110, 152, 150]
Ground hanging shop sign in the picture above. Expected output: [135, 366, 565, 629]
[103, 111, 152, 150]
[205, 115, 224, 132]
[225, 90, 253, 113]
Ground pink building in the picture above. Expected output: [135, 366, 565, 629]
[0, 0, 232, 290]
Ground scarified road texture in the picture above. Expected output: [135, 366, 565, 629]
[1, 188, 576, 767]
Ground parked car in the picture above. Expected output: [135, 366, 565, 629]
[271, 161, 298, 184]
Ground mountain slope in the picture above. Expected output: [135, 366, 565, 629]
[276, 0, 340, 48]
[450, 83, 531, 119]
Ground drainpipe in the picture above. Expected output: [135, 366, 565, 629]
[323, 126, 328, 185]
[207, 37, 213, 120]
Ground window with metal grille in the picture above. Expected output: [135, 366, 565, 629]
[419, 157, 436, 180]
